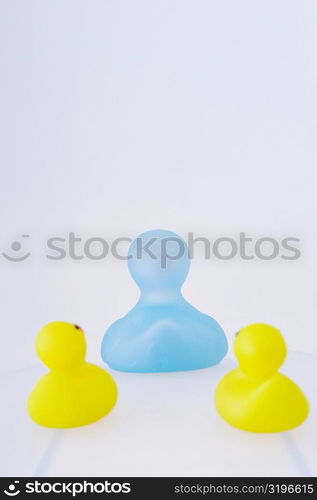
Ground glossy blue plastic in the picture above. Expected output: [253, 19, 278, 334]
[101, 230, 228, 372]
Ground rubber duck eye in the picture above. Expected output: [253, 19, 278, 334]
[235, 331, 240, 336]
[74, 325, 81, 330]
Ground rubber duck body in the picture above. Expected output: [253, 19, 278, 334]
[215, 324, 309, 432]
[27, 322, 117, 428]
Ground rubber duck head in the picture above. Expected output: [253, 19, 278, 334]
[35, 322, 86, 371]
[128, 229, 190, 298]
[234, 323, 286, 379]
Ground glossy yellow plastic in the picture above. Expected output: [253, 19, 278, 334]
[27, 322, 117, 428]
[215, 324, 309, 432]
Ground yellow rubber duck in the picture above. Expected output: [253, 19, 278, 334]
[215, 324, 309, 432]
[27, 322, 118, 428]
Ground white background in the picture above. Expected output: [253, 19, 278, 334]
[0, 1, 316, 477]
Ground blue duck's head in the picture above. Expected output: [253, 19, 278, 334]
[128, 229, 190, 294]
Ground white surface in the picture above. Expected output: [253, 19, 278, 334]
[0, 352, 316, 477]
[0, 0, 317, 477]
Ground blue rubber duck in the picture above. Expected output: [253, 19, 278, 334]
[101, 229, 228, 372]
